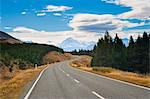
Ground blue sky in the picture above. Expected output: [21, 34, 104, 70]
[1, 0, 150, 49]
[1, 0, 132, 32]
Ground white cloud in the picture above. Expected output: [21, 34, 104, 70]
[41, 5, 72, 12]
[108, 29, 150, 39]
[21, 12, 26, 15]
[10, 26, 149, 47]
[101, 0, 150, 20]
[69, 13, 144, 33]
[10, 26, 100, 46]
[53, 13, 62, 16]
[13, 27, 39, 33]
[11, 11, 149, 48]
[37, 13, 46, 16]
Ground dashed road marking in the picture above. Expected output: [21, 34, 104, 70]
[69, 64, 150, 91]
[66, 74, 70, 77]
[60, 68, 65, 73]
[59, 68, 63, 71]
[59, 67, 79, 83]
[92, 91, 105, 99]
[59, 66, 105, 99]
[74, 79, 80, 83]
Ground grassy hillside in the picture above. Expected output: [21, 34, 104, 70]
[0, 43, 64, 70]
[43, 51, 72, 64]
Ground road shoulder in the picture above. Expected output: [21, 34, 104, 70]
[70, 58, 150, 89]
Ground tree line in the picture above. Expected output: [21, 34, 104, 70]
[70, 49, 93, 56]
[91, 31, 149, 74]
[0, 43, 64, 70]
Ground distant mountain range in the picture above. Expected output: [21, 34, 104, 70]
[0, 31, 22, 44]
[0, 31, 129, 50]
[59, 37, 129, 51]
[59, 37, 96, 51]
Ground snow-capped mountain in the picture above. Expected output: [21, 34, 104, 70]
[59, 37, 96, 51]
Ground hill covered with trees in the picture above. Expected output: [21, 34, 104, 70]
[91, 31, 149, 74]
[0, 43, 64, 70]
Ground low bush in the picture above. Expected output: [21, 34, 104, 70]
[92, 67, 114, 73]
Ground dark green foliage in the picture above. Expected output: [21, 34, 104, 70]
[70, 49, 93, 56]
[127, 32, 149, 73]
[0, 43, 64, 69]
[91, 31, 149, 74]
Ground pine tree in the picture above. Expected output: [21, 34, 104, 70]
[111, 34, 127, 69]
[127, 36, 135, 71]
[127, 32, 149, 73]
[129, 36, 134, 46]
[91, 31, 149, 73]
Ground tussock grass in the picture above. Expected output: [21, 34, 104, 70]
[71, 57, 150, 88]
[43, 51, 72, 64]
[90, 69, 150, 87]
[0, 65, 46, 99]
[71, 55, 92, 67]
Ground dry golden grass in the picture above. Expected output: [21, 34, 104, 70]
[71, 57, 150, 88]
[43, 51, 72, 64]
[0, 65, 47, 99]
[72, 55, 92, 67]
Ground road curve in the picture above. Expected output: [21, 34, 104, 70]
[25, 60, 150, 99]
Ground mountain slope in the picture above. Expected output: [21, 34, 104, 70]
[0, 31, 22, 44]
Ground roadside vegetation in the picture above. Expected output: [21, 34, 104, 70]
[70, 31, 149, 86]
[71, 56, 150, 88]
[0, 43, 63, 74]
[71, 31, 149, 74]
[0, 42, 73, 99]
[0, 43, 63, 69]
[0, 65, 46, 99]
[91, 31, 149, 74]
[70, 49, 93, 56]
[43, 51, 72, 64]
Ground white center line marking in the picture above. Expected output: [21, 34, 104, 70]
[66, 74, 70, 77]
[74, 79, 79, 83]
[59, 68, 63, 72]
[70, 64, 150, 91]
[92, 91, 105, 99]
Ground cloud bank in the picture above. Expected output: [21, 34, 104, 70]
[102, 0, 150, 20]
[69, 14, 144, 33]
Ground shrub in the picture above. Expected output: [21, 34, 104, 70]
[92, 67, 114, 73]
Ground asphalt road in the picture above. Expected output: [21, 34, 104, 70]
[26, 60, 150, 99]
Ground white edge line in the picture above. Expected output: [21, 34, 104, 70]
[74, 79, 79, 83]
[68, 64, 150, 91]
[92, 91, 105, 99]
[24, 66, 49, 99]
